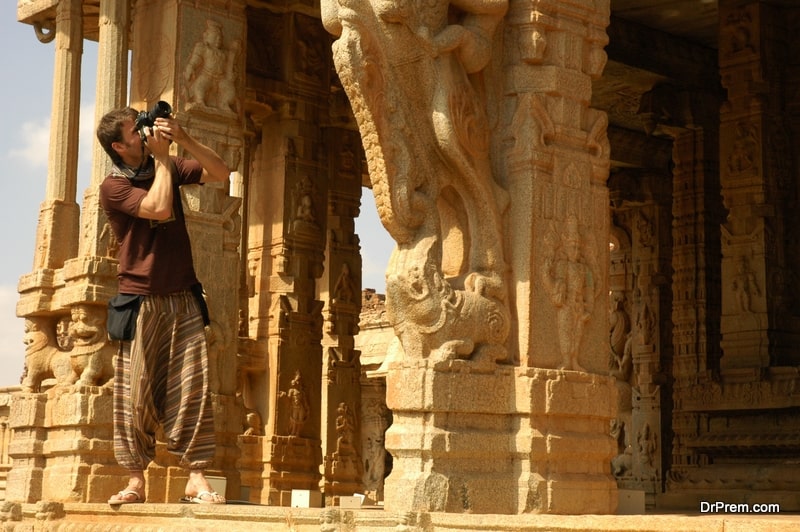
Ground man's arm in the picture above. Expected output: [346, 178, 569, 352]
[154, 117, 230, 183]
[137, 127, 174, 220]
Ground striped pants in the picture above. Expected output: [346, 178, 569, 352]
[113, 291, 216, 471]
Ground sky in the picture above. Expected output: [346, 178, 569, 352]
[0, 5, 392, 387]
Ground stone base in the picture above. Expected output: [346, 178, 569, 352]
[384, 361, 618, 515]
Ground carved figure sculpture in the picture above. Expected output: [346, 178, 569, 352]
[278, 370, 310, 437]
[67, 304, 115, 387]
[21, 317, 75, 393]
[322, 0, 511, 364]
[542, 217, 597, 371]
[184, 19, 239, 112]
[732, 255, 760, 313]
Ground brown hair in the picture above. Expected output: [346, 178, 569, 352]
[96, 107, 138, 165]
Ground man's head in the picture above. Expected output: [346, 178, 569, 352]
[96, 107, 143, 166]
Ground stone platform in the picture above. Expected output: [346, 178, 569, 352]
[0, 502, 796, 531]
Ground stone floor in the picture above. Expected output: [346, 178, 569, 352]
[0, 501, 797, 531]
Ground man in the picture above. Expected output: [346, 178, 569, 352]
[97, 105, 229, 505]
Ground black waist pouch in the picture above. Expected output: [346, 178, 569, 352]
[107, 294, 144, 341]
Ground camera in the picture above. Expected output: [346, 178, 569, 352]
[134, 100, 172, 140]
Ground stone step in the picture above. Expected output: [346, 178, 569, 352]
[0, 502, 797, 531]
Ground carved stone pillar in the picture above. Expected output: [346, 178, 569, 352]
[240, 9, 331, 506]
[718, 0, 799, 368]
[608, 169, 672, 507]
[17, 0, 84, 317]
[61, 0, 130, 335]
[324, 0, 616, 515]
[36, 0, 82, 272]
[321, 128, 364, 502]
[668, 126, 723, 482]
[504, 0, 618, 514]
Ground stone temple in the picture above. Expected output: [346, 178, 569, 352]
[0, 0, 799, 530]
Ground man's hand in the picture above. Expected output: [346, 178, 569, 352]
[154, 116, 229, 183]
[145, 123, 171, 159]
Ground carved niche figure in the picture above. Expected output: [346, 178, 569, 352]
[609, 295, 632, 382]
[332, 263, 355, 305]
[731, 255, 760, 313]
[67, 304, 115, 387]
[243, 408, 263, 436]
[542, 217, 598, 371]
[322, 0, 511, 364]
[610, 419, 632, 478]
[21, 317, 75, 393]
[361, 397, 391, 494]
[184, 19, 240, 112]
[278, 370, 310, 437]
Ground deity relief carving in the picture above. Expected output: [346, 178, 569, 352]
[278, 370, 310, 437]
[541, 217, 599, 371]
[322, 0, 511, 365]
[361, 397, 390, 495]
[731, 255, 760, 313]
[184, 19, 241, 113]
[609, 294, 632, 382]
[727, 122, 759, 175]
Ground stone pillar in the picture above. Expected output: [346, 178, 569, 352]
[505, 0, 618, 514]
[240, 9, 331, 505]
[718, 0, 799, 368]
[33, 0, 82, 272]
[608, 168, 673, 507]
[321, 128, 364, 502]
[669, 127, 722, 478]
[18, 0, 84, 317]
[62, 0, 130, 320]
[79, 0, 129, 257]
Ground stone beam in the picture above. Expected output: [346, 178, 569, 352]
[606, 15, 719, 88]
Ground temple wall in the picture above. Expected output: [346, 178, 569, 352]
[5, 0, 800, 517]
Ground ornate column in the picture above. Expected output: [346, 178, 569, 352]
[607, 168, 673, 507]
[505, 0, 618, 514]
[718, 0, 799, 368]
[239, 9, 331, 505]
[324, 0, 616, 515]
[320, 127, 364, 503]
[17, 0, 83, 316]
[36, 0, 83, 271]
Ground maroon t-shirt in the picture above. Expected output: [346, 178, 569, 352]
[99, 156, 203, 295]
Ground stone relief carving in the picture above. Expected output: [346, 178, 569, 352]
[332, 263, 356, 305]
[322, 0, 511, 365]
[67, 304, 114, 388]
[278, 370, 310, 437]
[292, 176, 319, 235]
[243, 408, 263, 436]
[609, 294, 632, 382]
[732, 255, 760, 313]
[184, 19, 240, 113]
[722, 7, 755, 57]
[361, 397, 391, 496]
[542, 217, 598, 371]
[727, 122, 759, 175]
[21, 317, 74, 393]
